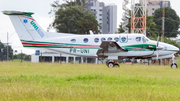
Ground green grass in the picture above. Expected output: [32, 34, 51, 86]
[0, 62, 180, 101]
[9, 59, 23, 62]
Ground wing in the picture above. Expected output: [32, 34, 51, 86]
[96, 41, 128, 58]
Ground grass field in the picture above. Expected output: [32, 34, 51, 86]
[0, 62, 180, 101]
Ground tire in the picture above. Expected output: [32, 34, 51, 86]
[171, 63, 178, 69]
[106, 60, 110, 66]
[108, 62, 114, 68]
[114, 64, 120, 67]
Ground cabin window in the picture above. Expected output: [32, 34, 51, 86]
[83, 38, 89, 43]
[101, 38, 106, 41]
[71, 39, 76, 43]
[114, 37, 119, 42]
[94, 38, 99, 43]
[136, 37, 141, 42]
[107, 37, 112, 41]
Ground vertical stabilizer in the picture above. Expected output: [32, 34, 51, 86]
[2, 11, 48, 41]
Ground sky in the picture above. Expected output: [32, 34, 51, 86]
[0, 0, 180, 54]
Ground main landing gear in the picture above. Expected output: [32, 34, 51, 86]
[106, 60, 119, 68]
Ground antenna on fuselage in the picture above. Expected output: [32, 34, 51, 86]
[89, 30, 94, 35]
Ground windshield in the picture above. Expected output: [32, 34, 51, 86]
[145, 36, 150, 41]
[142, 36, 150, 43]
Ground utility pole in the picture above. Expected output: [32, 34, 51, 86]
[161, 2, 165, 65]
[162, 3, 165, 42]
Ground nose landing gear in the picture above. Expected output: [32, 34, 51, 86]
[171, 63, 178, 69]
[171, 54, 178, 69]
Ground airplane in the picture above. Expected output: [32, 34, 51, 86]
[2, 10, 179, 68]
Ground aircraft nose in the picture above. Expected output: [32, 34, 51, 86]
[174, 46, 179, 52]
[161, 42, 179, 52]
[169, 45, 179, 52]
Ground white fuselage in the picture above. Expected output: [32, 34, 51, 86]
[22, 33, 179, 59]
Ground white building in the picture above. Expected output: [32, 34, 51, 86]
[143, 0, 171, 16]
[31, 51, 99, 64]
[88, 0, 104, 34]
[87, 0, 117, 34]
[106, 4, 117, 34]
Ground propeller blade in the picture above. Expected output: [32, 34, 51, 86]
[156, 50, 159, 60]
[157, 36, 159, 47]
[156, 36, 161, 61]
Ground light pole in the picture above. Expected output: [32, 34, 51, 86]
[7, 32, 8, 61]
[1, 49, 3, 61]
[1, 31, 16, 61]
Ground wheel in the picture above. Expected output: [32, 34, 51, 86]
[114, 64, 120, 67]
[106, 60, 110, 66]
[106, 60, 112, 65]
[171, 63, 178, 69]
[107, 62, 114, 68]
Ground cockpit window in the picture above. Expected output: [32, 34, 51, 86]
[136, 37, 141, 42]
[142, 36, 146, 43]
[145, 37, 149, 41]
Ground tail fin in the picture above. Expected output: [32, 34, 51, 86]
[2, 11, 48, 41]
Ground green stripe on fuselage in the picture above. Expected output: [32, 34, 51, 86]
[122, 44, 156, 51]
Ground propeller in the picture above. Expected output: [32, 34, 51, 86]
[156, 36, 159, 60]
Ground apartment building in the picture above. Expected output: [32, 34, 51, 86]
[87, 0, 117, 34]
[143, 0, 170, 16]
[106, 4, 117, 34]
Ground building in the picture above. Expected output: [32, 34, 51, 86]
[87, 0, 117, 34]
[106, 4, 117, 34]
[144, 0, 170, 16]
[31, 51, 99, 64]
[87, 0, 104, 34]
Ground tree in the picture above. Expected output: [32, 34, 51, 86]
[0, 41, 13, 60]
[146, 16, 159, 38]
[52, 6, 99, 34]
[153, 7, 180, 37]
[49, 0, 100, 34]
[49, 0, 89, 13]
[117, 22, 124, 33]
